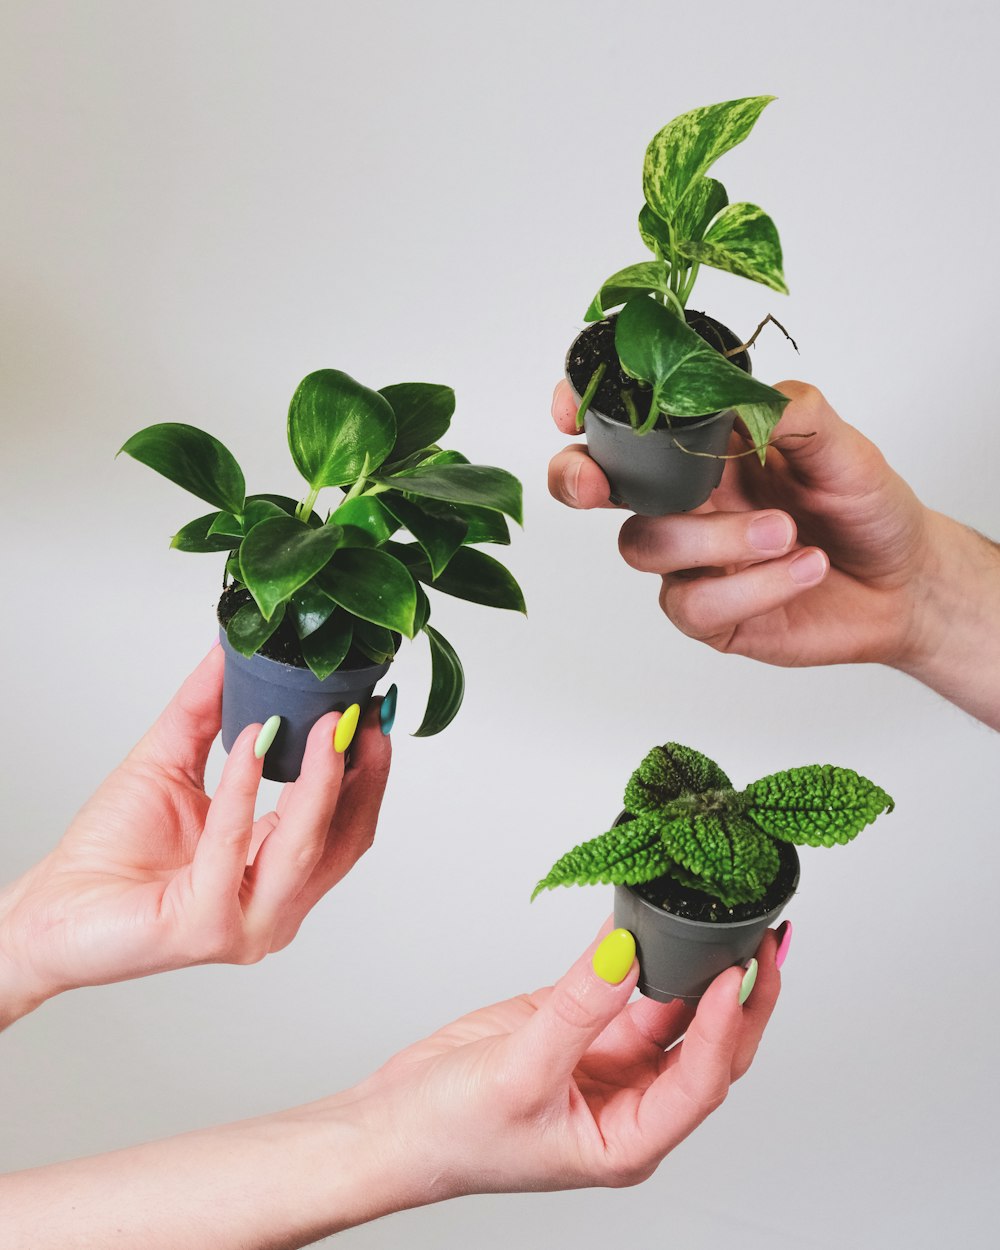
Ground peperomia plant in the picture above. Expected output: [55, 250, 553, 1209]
[121, 369, 524, 736]
[576, 95, 795, 460]
[534, 743, 894, 907]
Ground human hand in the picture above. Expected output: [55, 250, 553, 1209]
[358, 921, 783, 1198]
[549, 379, 939, 670]
[0, 645, 391, 1023]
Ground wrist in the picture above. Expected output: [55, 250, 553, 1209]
[0, 873, 58, 1031]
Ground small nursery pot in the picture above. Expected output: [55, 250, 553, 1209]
[219, 630, 391, 783]
[613, 825, 799, 1004]
[565, 313, 751, 516]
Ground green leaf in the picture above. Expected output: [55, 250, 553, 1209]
[457, 503, 510, 546]
[419, 546, 526, 613]
[678, 202, 788, 294]
[119, 423, 246, 516]
[225, 600, 285, 657]
[643, 96, 775, 223]
[413, 583, 431, 632]
[330, 495, 398, 548]
[300, 611, 354, 680]
[352, 617, 397, 663]
[742, 766, 895, 848]
[287, 369, 396, 490]
[623, 743, 733, 816]
[208, 511, 244, 538]
[243, 497, 293, 530]
[288, 581, 339, 640]
[734, 402, 784, 465]
[413, 625, 465, 737]
[638, 179, 728, 256]
[615, 297, 789, 419]
[532, 814, 671, 898]
[248, 493, 322, 527]
[381, 492, 467, 579]
[171, 513, 241, 553]
[380, 383, 456, 464]
[238, 516, 344, 621]
[225, 552, 243, 583]
[379, 463, 523, 525]
[584, 261, 671, 322]
[657, 812, 780, 906]
[317, 548, 417, 637]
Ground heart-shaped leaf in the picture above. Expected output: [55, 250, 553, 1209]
[379, 463, 523, 525]
[380, 383, 456, 464]
[288, 581, 339, 639]
[239, 516, 344, 621]
[288, 369, 396, 490]
[678, 202, 788, 294]
[330, 495, 398, 548]
[643, 96, 774, 223]
[171, 514, 241, 553]
[584, 261, 671, 322]
[301, 611, 354, 680]
[671, 176, 729, 245]
[381, 492, 467, 578]
[120, 423, 246, 515]
[225, 600, 285, 657]
[316, 548, 417, 637]
[413, 625, 465, 737]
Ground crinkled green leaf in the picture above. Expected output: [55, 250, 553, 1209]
[300, 611, 354, 680]
[316, 548, 417, 637]
[380, 383, 456, 464]
[225, 600, 285, 657]
[288, 369, 396, 489]
[330, 495, 398, 548]
[584, 261, 671, 322]
[532, 814, 671, 898]
[413, 624, 464, 737]
[657, 812, 781, 907]
[615, 297, 788, 418]
[643, 96, 774, 223]
[378, 463, 523, 525]
[381, 492, 467, 578]
[171, 514, 241, 553]
[678, 202, 788, 295]
[623, 743, 733, 815]
[742, 766, 895, 847]
[239, 516, 344, 621]
[119, 423, 246, 516]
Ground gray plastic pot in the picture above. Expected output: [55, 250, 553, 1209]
[565, 314, 751, 516]
[613, 840, 799, 1005]
[219, 630, 391, 783]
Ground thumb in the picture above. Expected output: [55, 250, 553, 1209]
[130, 644, 224, 783]
[515, 926, 639, 1088]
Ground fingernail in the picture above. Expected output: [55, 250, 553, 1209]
[592, 929, 636, 984]
[254, 715, 281, 759]
[775, 920, 793, 970]
[379, 684, 398, 735]
[748, 512, 792, 552]
[333, 703, 361, 754]
[564, 460, 582, 507]
[738, 958, 758, 1006]
[789, 549, 827, 585]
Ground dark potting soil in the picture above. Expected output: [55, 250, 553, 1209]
[631, 836, 799, 924]
[566, 310, 751, 429]
[217, 584, 376, 672]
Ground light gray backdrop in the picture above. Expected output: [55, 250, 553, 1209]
[2, 2, 997, 1246]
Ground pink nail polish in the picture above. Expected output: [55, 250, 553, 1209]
[775, 920, 793, 970]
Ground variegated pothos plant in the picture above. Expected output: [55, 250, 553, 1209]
[577, 96, 793, 461]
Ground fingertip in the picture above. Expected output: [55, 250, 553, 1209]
[787, 546, 829, 587]
[551, 379, 581, 434]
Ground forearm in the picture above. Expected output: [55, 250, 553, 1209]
[896, 511, 1000, 729]
[0, 1089, 434, 1249]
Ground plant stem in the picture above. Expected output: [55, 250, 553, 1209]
[575, 363, 606, 431]
[679, 263, 701, 305]
[296, 487, 320, 522]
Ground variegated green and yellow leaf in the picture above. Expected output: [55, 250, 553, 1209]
[678, 202, 788, 294]
[584, 261, 671, 322]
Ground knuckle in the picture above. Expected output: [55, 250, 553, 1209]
[548, 978, 596, 1035]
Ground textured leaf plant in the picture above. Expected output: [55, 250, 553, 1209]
[577, 95, 795, 462]
[120, 369, 524, 736]
[534, 743, 894, 908]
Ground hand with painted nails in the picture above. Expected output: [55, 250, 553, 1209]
[550, 379, 1000, 727]
[0, 922, 785, 1246]
[0, 646, 391, 1029]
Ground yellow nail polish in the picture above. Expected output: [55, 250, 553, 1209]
[592, 929, 636, 984]
[333, 703, 361, 754]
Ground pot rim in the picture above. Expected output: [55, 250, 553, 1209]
[218, 628, 392, 692]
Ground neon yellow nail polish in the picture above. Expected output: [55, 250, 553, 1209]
[333, 704, 361, 754]
[254, 715, 281, 759]
[592, 929, 636, 984]
[739, 958, 758, 1005]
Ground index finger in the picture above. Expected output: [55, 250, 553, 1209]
[552, 380, 582, 435]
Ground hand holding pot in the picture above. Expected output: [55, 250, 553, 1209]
[0, 645, 390, 1028]
[550, 379, 1000, 728]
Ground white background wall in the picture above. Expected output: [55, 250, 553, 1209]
[1, 2, 997, 1246]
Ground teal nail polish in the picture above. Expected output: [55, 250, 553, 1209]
[380, 683, 398, 735]
[254, 715, 281, 759]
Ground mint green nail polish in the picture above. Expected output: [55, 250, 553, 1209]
[254, 715, 281, 759]
[380, 683, 398, 735]
[739, 958, 758, 1006]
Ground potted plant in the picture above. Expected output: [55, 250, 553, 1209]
[533, 742, 893, 1002]
[121, 369, 524, 781]
[566, 94, 799, 515]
